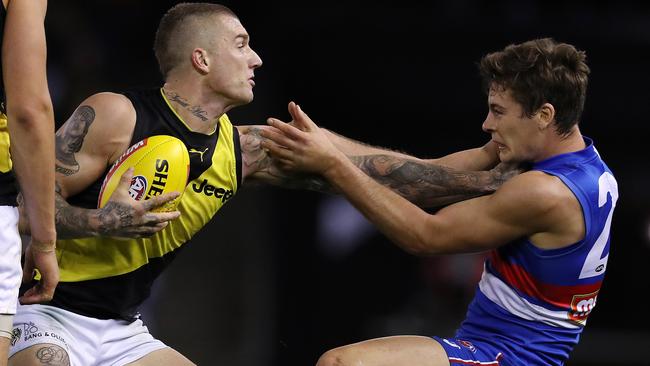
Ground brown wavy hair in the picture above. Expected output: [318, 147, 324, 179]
[479, 38, 590, 135]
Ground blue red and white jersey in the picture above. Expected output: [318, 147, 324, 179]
[455, 137, 618, 365]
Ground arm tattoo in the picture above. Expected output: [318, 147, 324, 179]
[94, 201, 134, 235]
[35, 345, 70, 365]
[240, 127, 334, 192]
[164, 90, 209, 122]
[240, 127, 272, 173]
[54, 189, 94, 238]
[55, 105, 95, 176]
[54, 181, 138, 238]
[350, 155, 493, 208]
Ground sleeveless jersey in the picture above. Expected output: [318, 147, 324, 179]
[47, 88, 242, 320]
[0, 4, 19, 206]
[456, 137, 618, 365]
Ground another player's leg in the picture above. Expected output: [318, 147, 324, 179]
[316, 335, 450, 366]
[125, 348, 195, 366]
[9, 344, 69, 366]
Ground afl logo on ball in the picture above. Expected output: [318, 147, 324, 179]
[129, 175, 148, 200]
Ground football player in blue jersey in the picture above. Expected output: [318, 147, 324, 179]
[262, 38, 618, 366]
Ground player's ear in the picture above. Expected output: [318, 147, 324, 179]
[536, 103, 555, 131]
[191, 48, 210, 74]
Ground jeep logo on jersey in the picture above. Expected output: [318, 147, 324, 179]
[569, 291, 599, 324]
[129, 176, 147, 200]
[192, 179, 233, 203]
[145, 159, 169, 199]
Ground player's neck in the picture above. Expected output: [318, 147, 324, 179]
[541, 126, 586, 160]
[161, 82, 225, 135]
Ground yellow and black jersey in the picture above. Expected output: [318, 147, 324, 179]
[0, 4, 19, 206]
[47, 88, 242, 320]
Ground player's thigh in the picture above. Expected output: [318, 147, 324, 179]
[9, 344, 70, 366]
[124, 347, 195, 366]
[317, 335, 450, 366]
[0, 336, 9, 366]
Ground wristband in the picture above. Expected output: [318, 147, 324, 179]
[31, 239, 56, 253]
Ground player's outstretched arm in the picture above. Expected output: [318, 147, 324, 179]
[256, 102, 516, 208]
[324, 128, 499, 171]
[261, 103, 553, 255]
[237, 124, 332, 192]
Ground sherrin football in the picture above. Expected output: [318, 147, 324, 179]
[98, 135, 190, 212]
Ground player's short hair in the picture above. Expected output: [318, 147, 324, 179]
[154, 3, 237, 78]
[479, 38, 590, 135]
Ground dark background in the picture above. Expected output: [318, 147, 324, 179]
[43, 1, 649, 365]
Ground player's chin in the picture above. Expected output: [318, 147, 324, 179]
[497, 150, 516, 164]
[238, 90, 255, 104]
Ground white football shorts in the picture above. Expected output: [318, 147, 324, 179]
[9, 304, 167, 366]
[0, 205, 21, 315]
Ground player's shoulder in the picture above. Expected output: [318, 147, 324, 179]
[495, 170, 576, 212]
[82, 92, 134, 115]
[65, 92, 136, 160]
[78, 92, 136, 130]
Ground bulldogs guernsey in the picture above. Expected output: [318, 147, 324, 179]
[0, 3, 19, 206]
[453, 137, 618, 365]
[45, 88, 242, 320]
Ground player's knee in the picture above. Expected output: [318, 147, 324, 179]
[9, 344, 70, 366]
[316, 348, 352, 366]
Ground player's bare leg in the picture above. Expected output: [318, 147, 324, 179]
[316, 336, 450, 366]
[9, 344, 70, 366]
[125, 347, 195, 366]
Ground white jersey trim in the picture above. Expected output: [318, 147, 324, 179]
[478, 268, 582, 329]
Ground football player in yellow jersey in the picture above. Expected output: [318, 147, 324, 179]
[10, 3, 513, 366]
[0, 0, 58, 364]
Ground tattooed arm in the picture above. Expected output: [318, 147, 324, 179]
[18, 92, 179, 239]
[239, 123, 512, 208]
[238, 125, 329, 192]
[347, 155, 508, 208]
[323, 129, 500, 171]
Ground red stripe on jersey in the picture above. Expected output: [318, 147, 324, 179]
[488, 251, 602, 309]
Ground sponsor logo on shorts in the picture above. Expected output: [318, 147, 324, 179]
[10, 327, 20, 346]
[23, 321, 38, 336]
[458, 340, 477, 353]
[19, 321, 68, 347]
